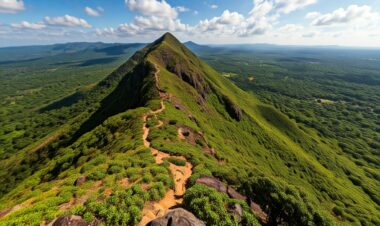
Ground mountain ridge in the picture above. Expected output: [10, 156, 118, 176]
[0, 33, 379, 226]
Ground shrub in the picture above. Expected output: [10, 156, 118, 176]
[107, 164, 122, 174]
[184, 184, 259, 226]
[88, 170, 106, 181]
[169, 119, 177, 125]
[163, 157, 186, 166]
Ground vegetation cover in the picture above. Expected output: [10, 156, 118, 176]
[0, 33, 378, 226]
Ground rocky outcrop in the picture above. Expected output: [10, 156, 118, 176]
[48, 215, 100, 226]
[196, 176, 227, 193]
[227, 186, 247, 201]
[147, 208, 205, 226]
[227, 203, 243, 222]
[74, 176, 86, 186]
[0, 208, 12, 218]
[222, 96, 242, 121]
[49, 215, 86, 226]
[196, 176, 247, 201]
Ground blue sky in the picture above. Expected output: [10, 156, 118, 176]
[0, 0, 380, 47]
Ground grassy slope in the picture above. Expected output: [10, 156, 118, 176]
[146, 34, 379, 225]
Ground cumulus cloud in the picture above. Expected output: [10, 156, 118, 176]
[310, 5, 379, 26]
[197, 10, 244, 32]
[11, 21, 46, 30]
[0, 0, 24, 13]
[305, 11, 320, 19]
[125, 0, 177, 18]
[118, 15, 188, 35]
[274, 0, 317, 14]
[96, 0, 316, 41]
[250, 0, 316, 16]
[107, 0, 191, 36]
[84, 6, 102, 17]
[44, 15, 92, 28]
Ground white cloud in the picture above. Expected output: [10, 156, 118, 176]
[305, 11, 320, 19]
[250, 0, 316, 16]
[107, 0, 189, 36]
[193, 10, 199, 15]
[277, 23, 303, 33]
[176, 6, 189, 13]
[274, 0, 317, 14]
[210, 4, 218, 9]
[125, 0, 177, 18]
[0, 0, 24, 13]
[11, 21, 46, 30]
[44, 15, 92, 28]
[84, 6, 102, 17]
[116, 15, 188, 36]
[197, 10, 244, 32]
[310, 5, 379, 27]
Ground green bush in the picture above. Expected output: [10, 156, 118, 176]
[163, 157, 186, 166]
[107, 164, 122, 174]
[88, 170, 106, 181]
[184, 184, 259, 226]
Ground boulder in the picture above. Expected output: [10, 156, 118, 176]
[227, 203, 243, 222]
[74, 176, 86, 186]
[195, 176, 227, 193]
[227, 186, 247, 201]
[222, 96, 242, 121]
[50, 215, 87, 226]
[49, 215, 100, 226]
[148, 208, 205, 226]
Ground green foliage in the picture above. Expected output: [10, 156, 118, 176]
[1, 34, 380, 226]
[184, 184, 259, 226]
[242, 176, 332, 226]
[163, 157, 187, 166]
[83, 185, 148, 225]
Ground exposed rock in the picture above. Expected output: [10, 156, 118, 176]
[49, 215, 100, 226]
[227, 186, 247, 201]
[0, 208, 12, 218]
[227, 203, 243, 222]
[196, 177, 247, 201]
[175, 104, 182, 110]
[188, 114, 199, 125]
[49, 215, 87, 226]
[222, 96, 242, 121]
[147, 208, 205, 226]
[195, 176, 227, 193]
[74, 176, 86, 186]
[249, 199, 268, 224]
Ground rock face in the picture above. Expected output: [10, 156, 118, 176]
[227, 203, 243, 222]
[196, 176, 227, 193]
[74, 176, 86, 186]
[50, 215, 87, 226]
[227, 186, 247, 201]
[147, 208, 205, 226]
[48, 215, 100, 226]
[222, 96, 242, 121]
[196, 176, 247, 202]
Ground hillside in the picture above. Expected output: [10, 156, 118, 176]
[0, 33, 379, 226]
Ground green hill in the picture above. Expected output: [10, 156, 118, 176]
[0, 33, 378, 226]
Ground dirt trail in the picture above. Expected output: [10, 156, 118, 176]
[139, 66, 193, 226]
